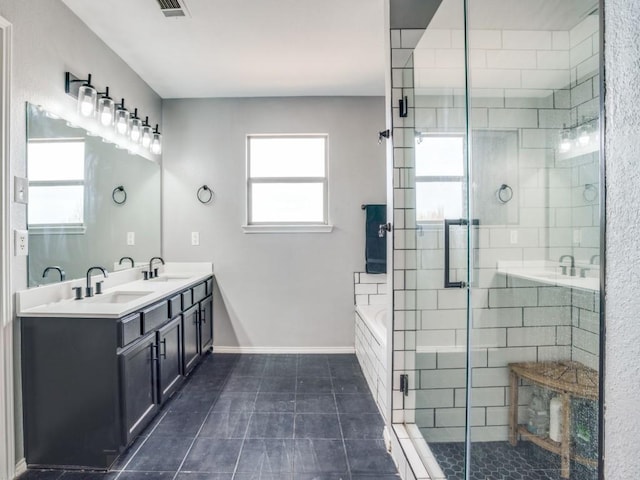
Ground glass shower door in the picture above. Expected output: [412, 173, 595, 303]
[395, 1, 602, 479]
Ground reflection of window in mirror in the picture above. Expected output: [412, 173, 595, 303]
[27, 138, 85, 232]
[415, 134, 464, 222]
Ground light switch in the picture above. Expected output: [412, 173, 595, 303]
[14, 176, 28, 204]
[127, 232, 135, 245]
[191, 232, 200, 246]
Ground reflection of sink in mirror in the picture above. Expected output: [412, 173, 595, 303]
[83, 291, 153, 304]
[149, 275, 193, 282]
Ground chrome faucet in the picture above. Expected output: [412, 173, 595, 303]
[148, 256, 165, 279]
[559, 255, 576, 276]
[42, 266, 65, 282]
[85, 266, 108, 297]
[590, 254, 600, 265]
[119, 256, 135, 268]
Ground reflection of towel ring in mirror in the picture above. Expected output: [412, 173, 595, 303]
[583, 183, 598, 202]
[112, 185, 127, 205]
[497, 184, 513, 204]
[197, 185, 214, 204]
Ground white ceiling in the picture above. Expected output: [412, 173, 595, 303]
[61, 0, 386, 99]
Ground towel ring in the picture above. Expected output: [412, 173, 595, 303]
[583, 183, 598, 202]
[497, 184, 513, 204]
[197, 185, 214, 204]
[112, 185, 127, 205]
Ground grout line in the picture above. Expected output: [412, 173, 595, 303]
[332, 371, 354, 480]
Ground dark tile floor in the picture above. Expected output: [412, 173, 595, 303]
[430, 441, 598, 480]
[18, 354, 400, 480]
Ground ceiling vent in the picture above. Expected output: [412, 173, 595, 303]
[156, 0, 191, 18]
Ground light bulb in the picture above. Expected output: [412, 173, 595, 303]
[577, 124, 590, 146]
[114, 99, 130, 136]
[129, 112, 142, 143]
[100, 108, 113, 126]
[97, 88, 115, 127]
[151, 133, 162, 155]
[141, 123, 153, 149]
[558, 129, 572, 153]
[77, 82, 97, 118]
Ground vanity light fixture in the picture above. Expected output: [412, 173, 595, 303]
[558, 127, 572, 153]
[151, 124, 162, 155]
[97, 87, 116, 127]
[114, 98, 130, 136]
[129, 108, 143, 143]
[65, 72, 98, 118]
[141, 116, 153, 149]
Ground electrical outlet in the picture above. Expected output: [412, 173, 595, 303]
[14, 229, 28, 256]
[510, 230, 518, 244]
[14, 176, 28, 204]
[127, 232, 135, 246]
[191, 232, 200, 246]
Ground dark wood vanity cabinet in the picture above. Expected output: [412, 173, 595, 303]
[21, 276, 213, 470]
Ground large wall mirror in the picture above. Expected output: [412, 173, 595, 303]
[26, 103, 161, 287]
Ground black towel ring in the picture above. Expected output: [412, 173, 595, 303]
[112, 185, 127, 205]
[497, 184, 513, 204]
[197, 185, 214, 204]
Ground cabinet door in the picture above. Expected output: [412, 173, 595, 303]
[199, 295, 213, 352]
[157, 317, 183, 404]
[182, 305, 200, 375]
[120, 334, 158, 444]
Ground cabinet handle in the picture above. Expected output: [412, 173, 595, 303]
[150, 343, 158, 362]
[193, 310, 199, 324]
[160, 339, 167, 359]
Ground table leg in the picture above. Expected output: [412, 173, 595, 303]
[509, 371, 519, 446]
[561, 393, 571, 478]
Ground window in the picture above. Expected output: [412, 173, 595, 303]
[415, 134, 465, 222]
[245, 135, 331, 232]
[27, 138, 86, 232]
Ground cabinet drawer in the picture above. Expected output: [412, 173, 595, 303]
[119, 312, 142, 348]
[192, 282, 207, 303]
[142, 301, 169, 334]
[168, 294, 182, 319]
[205, 278, 213, 295]
[181, 290, 193, 310]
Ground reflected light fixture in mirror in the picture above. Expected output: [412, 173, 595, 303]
[129, 108, 142, 143]
[114, 98, 130, 136]
[98, 86, 115, 127]
[151, 124, 162, 155]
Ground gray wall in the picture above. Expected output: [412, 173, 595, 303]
[0, 0, 162, 463]
[603, 0, 640, 477]
[162, 97, 386, 350]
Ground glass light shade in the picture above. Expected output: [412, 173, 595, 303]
[577, 124, 591, 146]
[114, 108, 130, 136]
[141, 125, 153, 149]
[77, 85, 97, 118]
[97, 96, 115, 127]
[558, 129, 572, 153]
[151, 132, 162, 155]
[129, 117, 143, 143]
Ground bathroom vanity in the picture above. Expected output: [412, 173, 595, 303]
[18, 264, 214, 470]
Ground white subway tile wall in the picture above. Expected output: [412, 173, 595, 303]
[390, 14, 600, 450]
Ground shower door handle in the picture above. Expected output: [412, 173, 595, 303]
[444, 218, 479, 288]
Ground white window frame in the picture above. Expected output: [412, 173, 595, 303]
[27, 137, 86, 235]
[243, 134, 332, 233]
[415, 132, 466, 227]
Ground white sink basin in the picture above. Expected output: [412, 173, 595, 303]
[148, 275, 194, 282]
[83, 291, 153, 304]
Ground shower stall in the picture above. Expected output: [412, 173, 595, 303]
[389, 1, 603, 479]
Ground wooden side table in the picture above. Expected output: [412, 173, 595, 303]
[508, 361, 598, 478]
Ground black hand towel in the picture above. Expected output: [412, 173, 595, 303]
[364, 204, 387, 274]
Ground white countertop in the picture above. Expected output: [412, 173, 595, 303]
[497, 260, 599, 292]
[17, 262, 213, 319]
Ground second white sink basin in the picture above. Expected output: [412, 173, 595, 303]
[84, 291, 153, 304]
[148, 275, 194, 282]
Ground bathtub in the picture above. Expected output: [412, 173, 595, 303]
[355, 303, 388, 419]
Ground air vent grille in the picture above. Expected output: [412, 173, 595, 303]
[156, 0, 190, 18]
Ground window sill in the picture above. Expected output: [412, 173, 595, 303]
[28, 225, 86, 235]
[242, 224, 334, 234]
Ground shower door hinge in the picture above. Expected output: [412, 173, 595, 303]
[399, 374, 409, 396]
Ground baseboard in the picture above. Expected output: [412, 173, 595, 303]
[213, 346, 355, 354]
[14, 458, 27, 477]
